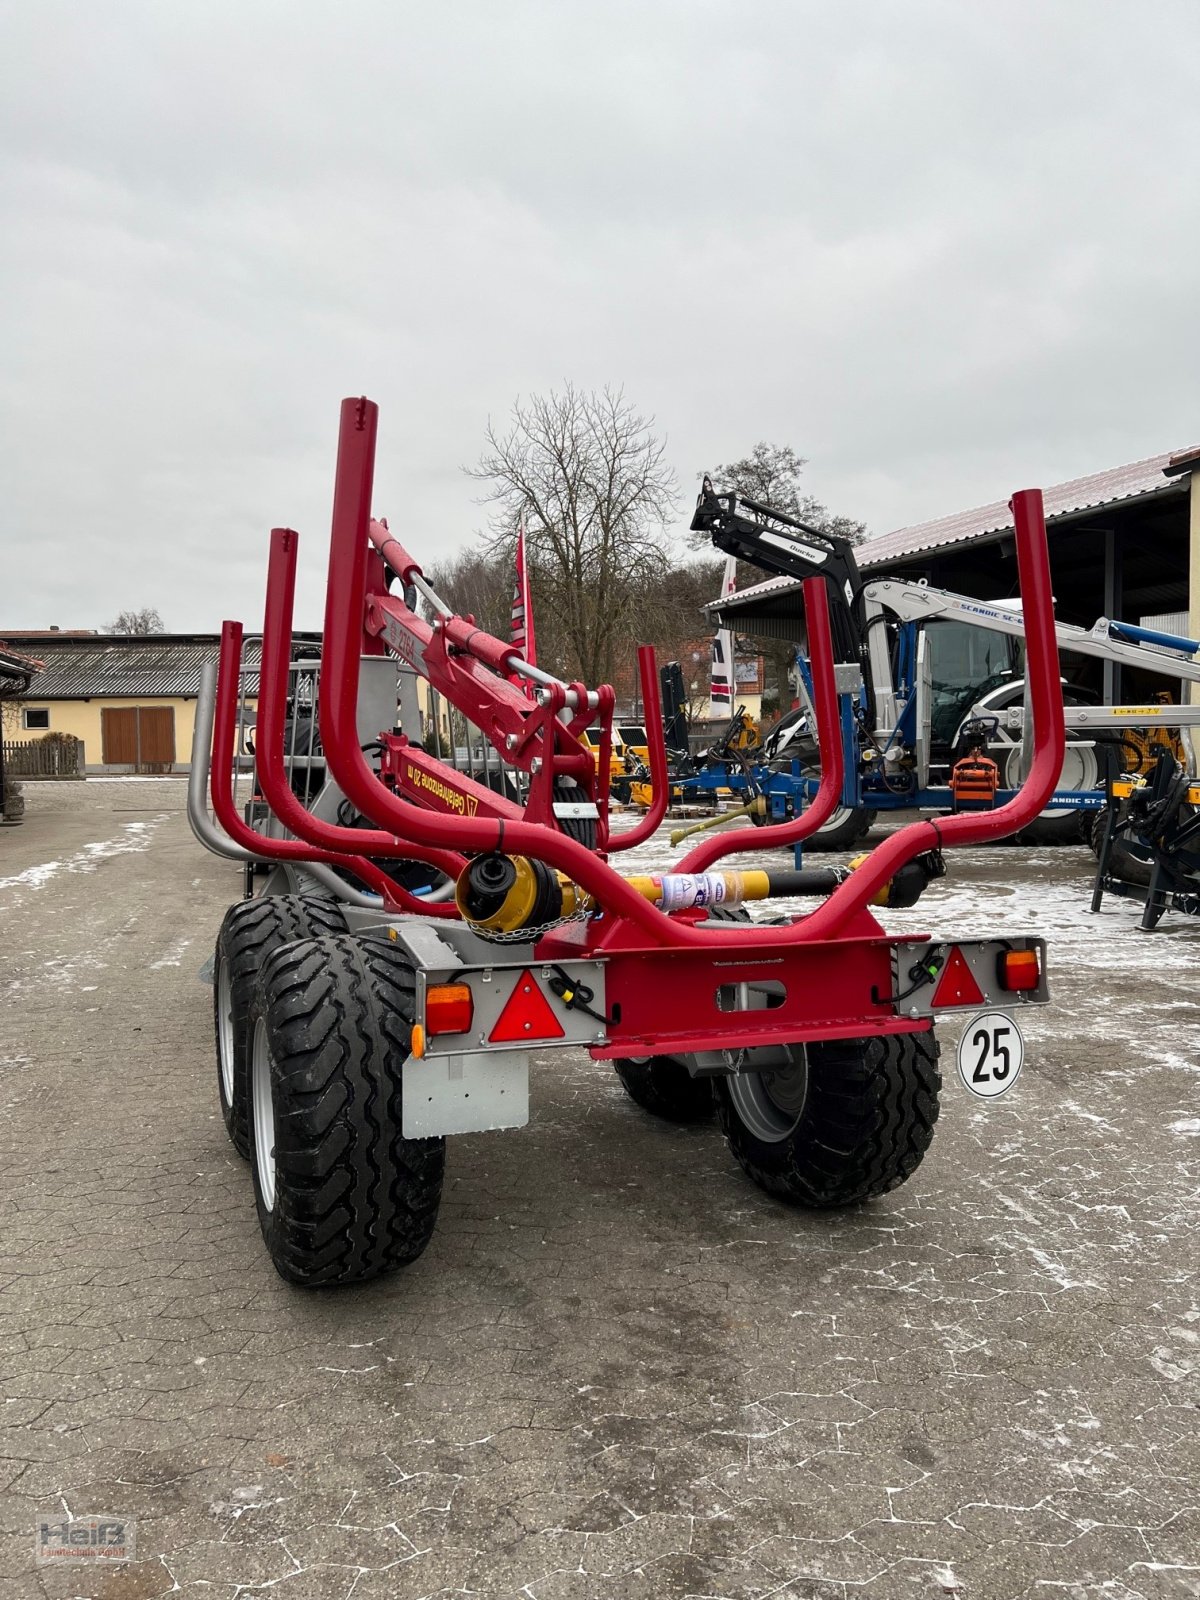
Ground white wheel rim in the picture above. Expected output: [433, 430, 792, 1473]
[726, 1046, 808, 1143]
[1005, 744, 1098, 816]
[216, 956, 235, 1106]
[817, 805, 854, 836]
[251, 1018, 277, 1213]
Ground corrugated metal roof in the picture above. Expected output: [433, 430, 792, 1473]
[706, 447, 1195, 620]
[704, 572, 797, 613]
[856, 447, 1193, 570]
[14, 635, 270, 699]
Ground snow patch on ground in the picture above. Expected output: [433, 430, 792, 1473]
[0, 815, 170, 898]
[1061, 1100, 1119, 1135]
[0, 1055, 34, 1114]
[151, 934, 192, 970]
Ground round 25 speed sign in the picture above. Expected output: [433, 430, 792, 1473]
[956, 1011, 1025, 1098]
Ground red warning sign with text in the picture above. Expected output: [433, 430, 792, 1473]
[489, 970, 566, 1043]
[930, 946, 986, 1009]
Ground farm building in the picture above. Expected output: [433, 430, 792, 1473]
[2, 633, 268, 775]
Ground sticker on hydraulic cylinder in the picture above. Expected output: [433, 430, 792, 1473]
[956, 1011, 1024, 1098]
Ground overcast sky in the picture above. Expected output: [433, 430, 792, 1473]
[2, 0, 1198, 632]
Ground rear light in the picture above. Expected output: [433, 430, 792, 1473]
[998, 949, 1040, 992]
[426, 983, 474, 1036]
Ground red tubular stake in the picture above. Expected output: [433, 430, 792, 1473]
[789, 488, 1066, 941]
[607, 646, 673, 853]
[208, 621, 406, 906]
[675, 576, 844, 874]
[253, 527, 464, 914]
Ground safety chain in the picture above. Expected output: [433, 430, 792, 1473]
[468, 908, 595, 945]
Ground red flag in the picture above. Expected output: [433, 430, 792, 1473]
[511, 522, 537, 699]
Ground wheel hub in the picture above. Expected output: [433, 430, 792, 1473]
[726, 1045, 808, 1143]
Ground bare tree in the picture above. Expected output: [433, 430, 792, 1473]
[709, 442, 866, 546]
[424, 549, 512, 643]
[105, 607, 166, 635]
[468, 385, 678, 685]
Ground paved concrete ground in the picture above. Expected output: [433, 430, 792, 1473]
[1, 779, 1198, 1600]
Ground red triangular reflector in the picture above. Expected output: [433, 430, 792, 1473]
[930, 946, 986, 1009]
[489, 969, 566, 1044]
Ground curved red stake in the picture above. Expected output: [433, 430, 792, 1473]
[317, 399, 1065, 949]
[792, 488, 1066, 940]
[675, 576, 843, 873]
[253, 526, 465, 916]
[209, 622, 407, 908]
[606, 646, 670, 853]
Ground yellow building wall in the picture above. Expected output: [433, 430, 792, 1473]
[13, 697, 200, 771]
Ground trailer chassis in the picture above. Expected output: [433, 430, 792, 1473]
[191, 398, 1066, 1286]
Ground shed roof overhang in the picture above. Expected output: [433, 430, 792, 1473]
[705, 473, 1192, 643]
[0, 646, 43, 700]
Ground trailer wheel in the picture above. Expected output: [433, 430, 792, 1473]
[713, 1031, 940, 1207]
[248, 933, 445, 1287]
[213, 893, 346, 1159]
[613, 1057, 714, 1122]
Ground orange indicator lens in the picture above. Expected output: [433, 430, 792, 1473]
[998, 949, 1040, 991]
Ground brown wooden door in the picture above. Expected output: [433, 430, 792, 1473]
[102, 707, 139, 765]
[137, 707, 175, 770]
[100, 706, 176, 770]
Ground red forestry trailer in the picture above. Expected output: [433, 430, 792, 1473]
[190, 398, 1064, 1287]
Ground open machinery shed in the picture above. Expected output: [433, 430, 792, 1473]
[722, 444, 1200, 706]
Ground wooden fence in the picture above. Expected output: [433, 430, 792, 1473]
[2, 736, 85, 778]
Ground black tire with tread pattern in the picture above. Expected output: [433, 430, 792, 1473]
[213, 893, 347, 1158]
[713, 1031, 941, 1207]
[249, 933, 445, 1287]
[1016, 811, 1089, 847]
[1089, 808, 1153, 887]
[613, 1058, 714, 1122]
[804, 806, 877, 852]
